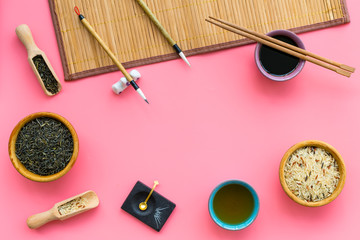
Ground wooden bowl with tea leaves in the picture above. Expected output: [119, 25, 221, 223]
[8, 112, 79, 182]
[279, 140, 346, 207]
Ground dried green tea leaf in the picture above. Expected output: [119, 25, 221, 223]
[32, 55, 59, 94]
[15, 117, 74, 176]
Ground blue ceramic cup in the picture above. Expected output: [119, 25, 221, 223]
[208, 180, 259, 230]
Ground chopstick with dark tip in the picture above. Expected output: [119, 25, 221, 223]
[74, 6, 149, 104]
[136, 0, 190, 67]
[206, 16, 355, 77]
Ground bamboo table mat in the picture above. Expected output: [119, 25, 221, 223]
[49, 0, 350, 80]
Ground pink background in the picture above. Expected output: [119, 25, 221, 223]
[0, 0, 359, 239]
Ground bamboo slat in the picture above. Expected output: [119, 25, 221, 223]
[48, 0, 350, 80]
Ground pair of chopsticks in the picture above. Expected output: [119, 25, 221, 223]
[206, 16, 355, 78]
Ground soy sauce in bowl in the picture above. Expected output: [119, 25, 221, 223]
[254, 30, 305, 81]
[259, 35, 300, 76]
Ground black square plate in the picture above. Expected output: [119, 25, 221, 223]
[121, 181, 176, 232]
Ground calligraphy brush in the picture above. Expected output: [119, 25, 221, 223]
[136, 0, 190, 67]
[74, 7, 149, 104]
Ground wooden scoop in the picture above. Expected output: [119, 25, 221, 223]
[15, 24, 62, 96]
[27, 190, 99, 229]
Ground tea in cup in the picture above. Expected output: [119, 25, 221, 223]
[208, 180, 259, 230]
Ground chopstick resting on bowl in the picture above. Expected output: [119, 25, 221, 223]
[205, 16, 355, 78]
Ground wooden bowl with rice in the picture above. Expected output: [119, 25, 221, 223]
[279, 140, 346, 207]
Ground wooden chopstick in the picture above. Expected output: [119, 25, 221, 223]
[206, 16, 355, 77]
[209, 16, 355, 73]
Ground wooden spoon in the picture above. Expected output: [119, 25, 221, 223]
[15, 24, 62, 96]
[27, 190, 99, 229]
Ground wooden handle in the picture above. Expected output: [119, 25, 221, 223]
[27, 209, 57, 229]
[15, 24, 39, 54]
[80, 18, 133, 81]
[136, 0, 176, 46]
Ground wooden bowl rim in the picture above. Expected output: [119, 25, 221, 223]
[279, 140, 346, 207]
[8, 112, 79, 182]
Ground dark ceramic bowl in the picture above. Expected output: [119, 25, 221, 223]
[255, 29, 305, 81]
